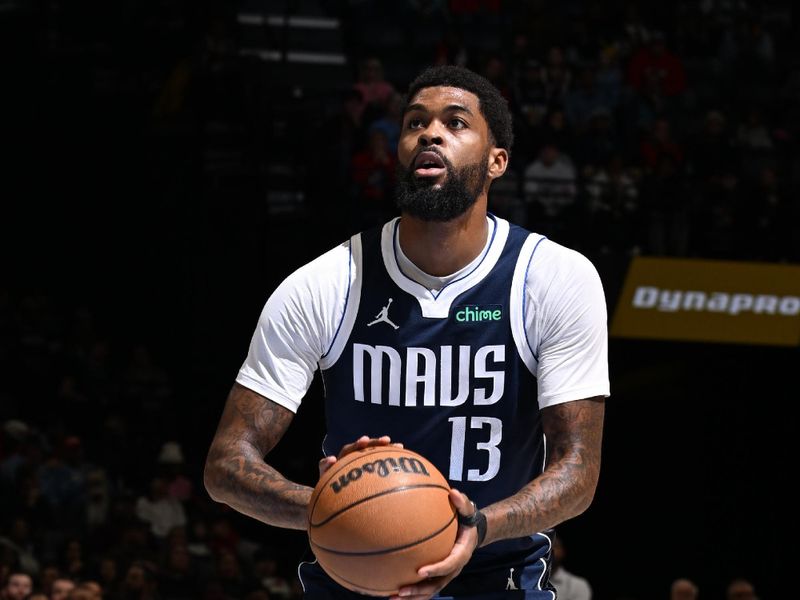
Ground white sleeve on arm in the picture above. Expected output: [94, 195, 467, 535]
[236, 241, 353, 413]
[526, 243, 610, 408]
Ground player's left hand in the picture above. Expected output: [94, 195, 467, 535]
[390, 489, 479, 600]
[318, 435, 403, 477]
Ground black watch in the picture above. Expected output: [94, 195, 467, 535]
[457, 502, 487, 546]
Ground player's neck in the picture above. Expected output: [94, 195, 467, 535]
[398, 202, 489, 277]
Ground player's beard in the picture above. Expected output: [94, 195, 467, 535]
[395, 151, 489, 222]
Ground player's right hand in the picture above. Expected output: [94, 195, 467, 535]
[318, 435, 404, 477]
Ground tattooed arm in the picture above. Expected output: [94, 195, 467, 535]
[204, 382, 312, 530]
[390, 397, 605, 600]
[481, 396, 605, 545]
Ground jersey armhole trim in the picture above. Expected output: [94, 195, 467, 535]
[319, 234, 363, 370]
[523, 236, 547, 362]
[510, 234, 546, 375]
[321, 238, 353, 359]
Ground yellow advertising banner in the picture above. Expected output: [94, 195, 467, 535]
[610, 257, 800, 346]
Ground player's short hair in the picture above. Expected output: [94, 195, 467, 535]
[406, 65, 514, 155]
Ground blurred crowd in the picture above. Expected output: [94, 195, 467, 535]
[3, 0, 795, 598]
[336, 2, 800, 263]
[0, 292, 299, 600]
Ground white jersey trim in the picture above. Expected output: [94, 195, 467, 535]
[319, 234, 362, 370]
[534, 531, 556, 599]
[510, 233, 547, 376]
[381, 216, 511, 319]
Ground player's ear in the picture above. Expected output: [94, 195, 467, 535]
[487, 147, 509, 180]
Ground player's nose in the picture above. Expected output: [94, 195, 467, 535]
[417, 122, 444, 147]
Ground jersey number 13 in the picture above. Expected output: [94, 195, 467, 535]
[447, 416, 502, 481]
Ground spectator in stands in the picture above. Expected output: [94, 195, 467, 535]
[524, 144, 577, 209]
[37, 436, 90, 528]
[513, 58, 547, 123]
[726, 578, 758, 600]
[573, 108, 623, 171]
[95, 558, 119, 599]
[737, 107, 774, 153]
[319, 88, 367, 192]
[565, 67, 614, 134]
[542, 108, 575, 158]
[584, 155, 640, 255]
[109, 518, 155, 568]
[640, 154, 691, 256]
[119, 561, 159, 600]
[85, 468, 110, 532]
[483, 56, 511, 101]
[61, 539, 86, 582]
[369, 92, 404, 152]
[208, 517, 240, 558]
[214, 549, 250, 600]
[252, 550, 290, 599]
[1, 571, 32, 600]
[745, 165, 792, 261]
[719, 16, 776, 81]
[670, 578, 699, 600]
[622, 3, 652, 51]
[550, 537, 591, 600]
[523, 143, 578, 241]
[627, 31, 687, 98]
[353, 57, 396, 118]
[687, 110, 739, 184]
[350, 127, 398, 228]
[640, 117, 684, 171]
[122, 345, 171, 408]
[38, 565, 61, 598]
[0, 517, 39, 577]
[135, 476, 186, 541]
[511, 61, 549, 166]
[543, 46, 572, 107]
[158, 543, 197, 600]
[688, 110, 742, 256]
[594, 45, 623, 111]
[51, 577, 76, 600]
[68, 581, 102, 600]
[508, 33, 533, 83]
[1, 421, 32, 487]
[433, 28, 468, 68]
[156, 442, 192, 504]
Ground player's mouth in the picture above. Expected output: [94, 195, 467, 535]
[413, 150, 447, 178]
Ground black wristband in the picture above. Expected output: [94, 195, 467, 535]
[457, 502, 488, 546]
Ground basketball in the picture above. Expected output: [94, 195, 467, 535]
[307, 446, 458, 596]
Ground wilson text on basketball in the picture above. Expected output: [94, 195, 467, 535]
[330, 456, 431, 493]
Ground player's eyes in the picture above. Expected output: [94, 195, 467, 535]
[405, 117, 466, 130]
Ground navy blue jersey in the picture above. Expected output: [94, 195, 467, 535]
[319, 217, 551, 581]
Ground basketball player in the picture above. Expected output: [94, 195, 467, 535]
[205, 65, 608, 599]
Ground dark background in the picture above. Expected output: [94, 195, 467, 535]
[1, 1, 798, 599]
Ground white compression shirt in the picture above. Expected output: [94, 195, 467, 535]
[236, 216, 610, 413]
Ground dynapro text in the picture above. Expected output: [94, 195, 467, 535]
[632, 286, 800, 316]
[352, 343, 505, 406]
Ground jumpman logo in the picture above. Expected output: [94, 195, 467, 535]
[506, 568, 518, 590]
[367, 298, 399, 330]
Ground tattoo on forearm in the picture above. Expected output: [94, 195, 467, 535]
[483, 398, 604, 544]
[205, 384, 313, 530]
